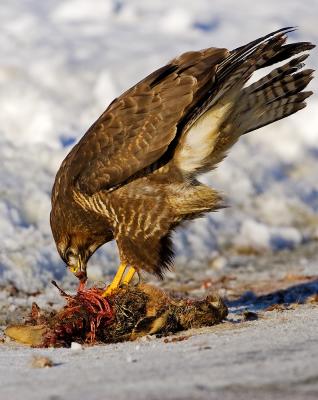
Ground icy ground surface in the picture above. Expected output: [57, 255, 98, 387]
[1, 307, 318, 400]
[0, 0, 317, 291]
[1, 242, 318, 400]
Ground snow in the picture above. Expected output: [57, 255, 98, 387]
[0, 0, 317, 291]
[70, 342, 83, 351]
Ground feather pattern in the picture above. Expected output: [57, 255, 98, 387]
[51, 28, 315, 280]
[175, 28, 315, 175]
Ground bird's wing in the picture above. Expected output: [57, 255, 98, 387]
[66, 48, 228, 195]
[174, 28, 315, 175]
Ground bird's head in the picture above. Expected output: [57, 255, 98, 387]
[50, 207, 112, 282]
[55, 233, 104, 283]
[62, 245, 87, 282]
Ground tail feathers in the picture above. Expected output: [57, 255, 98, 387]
[176, 28, 315, 177]
[180, 28, 314, 135]
[216, 27, 293, 83]
[244, 91, 312, 134]
[209, 31, 314, 111]
[217, 39, 314, 113]
[245, 54, 309, 95]
[236, 66, 314, 133]
[223, 32, 315, 136]
[251, 69, 314, 101]
[258, 42, 315, 68]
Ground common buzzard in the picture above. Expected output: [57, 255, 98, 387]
[50, 27, 315, 295]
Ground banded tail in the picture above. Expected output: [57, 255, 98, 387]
[176, 27, 315, 174]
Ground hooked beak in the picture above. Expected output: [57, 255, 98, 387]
[69, 259, 87, 282]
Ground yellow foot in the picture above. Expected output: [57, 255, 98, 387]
[102, 264, 136, 297]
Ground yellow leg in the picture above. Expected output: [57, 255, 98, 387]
[122, 266, 136, 285]
[102, 263, 126, 297]
[102, 264, 136, 297]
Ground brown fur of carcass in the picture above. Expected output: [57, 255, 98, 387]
[5, 284, 228, 347]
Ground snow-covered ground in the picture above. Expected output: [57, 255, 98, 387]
[0, 0, 317, 291]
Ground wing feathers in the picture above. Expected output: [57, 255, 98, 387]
[66, 50, 226, 194]
[58, 28, 314, 197]
[175, 28, 314, 175]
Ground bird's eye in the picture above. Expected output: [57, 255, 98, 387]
[65, 248, 77, 262]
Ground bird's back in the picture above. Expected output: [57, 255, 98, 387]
[53, 28, 314, 202]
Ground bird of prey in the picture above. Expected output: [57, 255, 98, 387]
[50, 27, 314, 295]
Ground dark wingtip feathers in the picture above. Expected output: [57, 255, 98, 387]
[227, 28, 315, 135]
[297, 91, 314, 102]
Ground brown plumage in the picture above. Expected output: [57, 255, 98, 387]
[50, 27, 315, 282]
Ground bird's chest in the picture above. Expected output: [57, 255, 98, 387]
[73, 179, 172, 240]
[109, 182, 171, 239]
